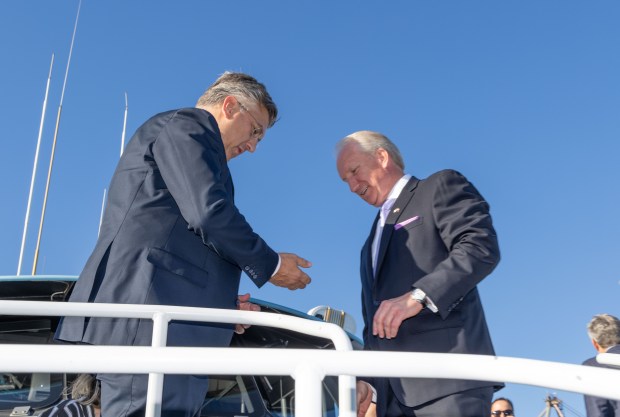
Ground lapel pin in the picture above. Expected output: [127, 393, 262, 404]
[393, 208, 400, 213]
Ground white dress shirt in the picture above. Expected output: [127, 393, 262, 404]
[371, 175, 411, 273]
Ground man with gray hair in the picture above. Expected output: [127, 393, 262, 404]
[56, 72, 312, 417]
[336, 130, 502, 417]
[583, 314, 620, 417]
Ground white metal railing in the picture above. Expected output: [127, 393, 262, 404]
[1, 301, 620, 417]
[597, 352, 620, 367]
[0, 300, 354, 417]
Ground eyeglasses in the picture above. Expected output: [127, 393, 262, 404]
[238, 101, 265, 142]
[491, 411, 514, 416]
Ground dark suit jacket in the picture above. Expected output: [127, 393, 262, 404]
[583, 345, 620, 417]
[56, 108, 278, 349]
[360, 170, 501, 407]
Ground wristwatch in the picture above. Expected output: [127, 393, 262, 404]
[410, 288, 427, 308]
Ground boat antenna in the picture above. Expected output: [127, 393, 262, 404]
[98, 188, 107, 237]
[99, 93, 128, 236]
[121, 92, 128, 156]
[32, 0, 82, 275]
[17, 54, 54, 276]
[536, 395, 566, 417]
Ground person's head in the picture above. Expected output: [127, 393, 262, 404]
[491, 397, 514, 417]
[587, 313, 620, 352]
[196, 72, 278, 161]
[335, 130, 405, 207]
[67, 373, 100, 408]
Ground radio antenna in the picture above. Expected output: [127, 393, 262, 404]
[17, 54, 54, 276]
[121, 92, 128, 156]
[32, 0, 82, 274]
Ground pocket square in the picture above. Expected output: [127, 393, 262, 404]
[394, 216, 420, 230]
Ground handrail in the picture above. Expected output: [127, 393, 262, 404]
[2, 301, 620, 417]
[1, 346, 620, 411]
[0, 300, 354, 417]
[598, 352, 620, 367]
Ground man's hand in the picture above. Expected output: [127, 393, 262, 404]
[373, 291, 424, 339]
[269, 253, 312, 290]
[234, 293, 260, 334]
[356, 381, 373, 417]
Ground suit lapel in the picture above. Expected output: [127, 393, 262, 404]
[374, 177, 419, 281]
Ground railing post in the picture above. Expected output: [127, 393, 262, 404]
[338, 375, 357, 417]
[294, 362, 324, 417]
[145, 312, 170, 417]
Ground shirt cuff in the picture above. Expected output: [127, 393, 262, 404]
[425, 295, 439, 313]
[270, 255, 281, 277]
[416, 288, 439, 313]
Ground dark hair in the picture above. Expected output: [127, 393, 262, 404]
[492, 397, 514, 413]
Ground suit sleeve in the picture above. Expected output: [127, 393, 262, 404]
[582, 356, 618, 417]
[151, 110, 278, 287]
[417, 170, 500, 319]
[584, 394, 615, 417]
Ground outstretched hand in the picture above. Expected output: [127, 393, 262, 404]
[269, 253, 312, 290]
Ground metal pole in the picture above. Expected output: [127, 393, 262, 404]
[121, 92, 128, 156]
[98, 188, 106, 237]
[294, 362, 324, 417]
[32, 0, 82, 274]
[17, 53, 54, 275]
[145, 312, 170, 417]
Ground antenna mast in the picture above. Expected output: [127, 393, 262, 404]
[537, 395, 566, 417]
[121, 92, 128, 156]
[32, 0, 82, 274]
[99, 93, 128, 236]
[17, 54, 54, 276]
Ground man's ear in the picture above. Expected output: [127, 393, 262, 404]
[592, 339, 604, 352]
[376, 148, 390, 168]
[222, 96, 239, 120]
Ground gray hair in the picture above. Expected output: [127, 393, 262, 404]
[587, 314, 620, 349]
[196, 72, 278, 127]
[336, 130, 405, 171]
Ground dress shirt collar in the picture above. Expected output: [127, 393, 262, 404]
[384, 174, 411, 204]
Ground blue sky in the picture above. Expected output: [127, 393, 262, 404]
[1, 1, 619, 416]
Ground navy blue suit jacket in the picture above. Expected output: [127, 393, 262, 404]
[360, 170, 501, 407]
[583, 345, 620, 417]
[56, 108, 278, 348]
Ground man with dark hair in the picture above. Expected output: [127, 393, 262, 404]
[56, 72, 312, 417]
[583, 314, 620, 417]
[491, 397, 515, 416]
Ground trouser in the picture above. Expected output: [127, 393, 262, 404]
[97, 373, 210, 417]
[380, 384, 494, 417]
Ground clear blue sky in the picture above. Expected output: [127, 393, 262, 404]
[1, 2, 619, 416]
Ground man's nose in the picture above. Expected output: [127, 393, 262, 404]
[348, 178, 358, 193]
[246, 139, 257, 153]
